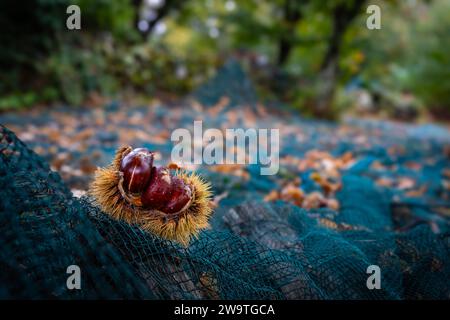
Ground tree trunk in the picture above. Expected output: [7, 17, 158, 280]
[277, 0, 305, 67]
[132, 0, 142, 36]
[315, 0, 366, 118]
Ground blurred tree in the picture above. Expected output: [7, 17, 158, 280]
[277, 0, 308, 67]
[314, 0, 366, 118]
[74, 0, 136, 39]
[407, 0, 450, 119]
[135, 0, 188, 39]
[0, 0, 447, 120]
[0, 0, 69, 89]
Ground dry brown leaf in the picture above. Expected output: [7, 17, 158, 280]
[79, 156, 97, 174]
[376, 177, 394, 187]
[208, 96, 229, 116]
[405, 162, 422, 171]
[210, 164, 249, 180]
[167, 162, 181, 170]
[318, 218, 338, 229]
[405, 185, 427, 197]
[211, 191, 229, 208]
[310, 172, 341, 195]
[371, 161, 386, 171]
[442, 169, 450, 179]
[264, 190, 280, 202]
[327, 198, 340, 211]
[397, 177, 415, 190]
[303, 191, 326, 209]
[280, 184, 304, 206]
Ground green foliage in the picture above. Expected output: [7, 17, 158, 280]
[0, 0, 137, 108]
[0, 0, 70, 96]
[0, 92, 37, 111]
[0, 0, 69, 68]
[346, 0, 449, 114]
[74, 0, 137, 39]
[0, 0, 448, 119]
[38, 40, 117, 105]
[407, 0, 450, 116]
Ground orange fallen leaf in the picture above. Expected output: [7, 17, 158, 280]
[397, 177, 415, 190]
[280, 184, 304, 206]
[376, 177, 394, 187]
[210, 164, 249, 180]
[264, 190, 280, 202]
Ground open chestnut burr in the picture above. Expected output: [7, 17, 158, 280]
[89, 146, 213, 246]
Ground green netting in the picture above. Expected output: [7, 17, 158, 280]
[0, 125, 449, 299]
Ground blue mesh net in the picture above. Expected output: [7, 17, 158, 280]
[1, 124, 449, 299]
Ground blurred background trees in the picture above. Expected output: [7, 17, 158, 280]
[0, 0, 448, 121]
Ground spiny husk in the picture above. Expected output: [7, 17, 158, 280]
[89, 146, 213, 246]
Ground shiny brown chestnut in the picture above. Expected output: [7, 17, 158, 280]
[140, 167, 193, 214]
[161, 176, 193, 214]
[119, 148, 154, 194]
[141, 167, 174, 211]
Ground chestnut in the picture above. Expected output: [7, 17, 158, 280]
[140, 167, 193, 214]
[120, 148, 154, 194]
[160, 176, 193, 214]
[141, 167, 174, 211]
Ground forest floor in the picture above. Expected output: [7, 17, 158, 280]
[1, 94, 449, 234]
